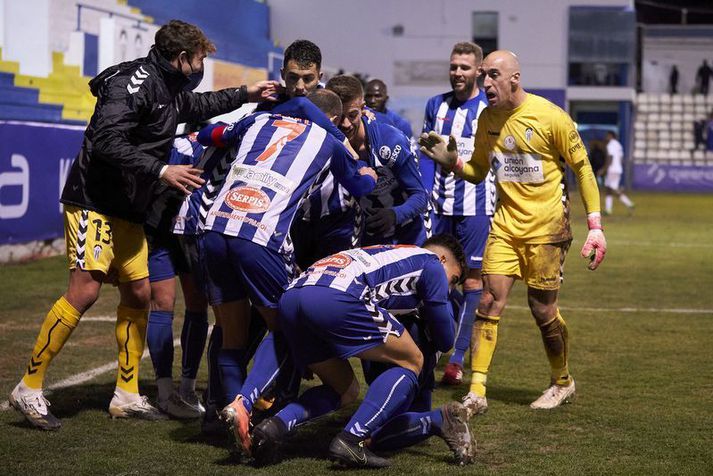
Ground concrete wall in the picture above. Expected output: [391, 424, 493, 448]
[269, 0, 633, 128]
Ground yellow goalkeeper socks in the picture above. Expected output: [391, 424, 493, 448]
[538, 310, 571, 386]
[468, 312, 500, 397]
[22, 297, 81, 390]
[115, 305, 148, 394]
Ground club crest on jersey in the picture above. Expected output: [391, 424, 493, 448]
[224, 186, 271, 213]
[379, 145, 391, 161]
[504, 135, 516, 150]
[93, 245, 102, 261]
[525, 128, 533, 143]
[313, 253, 353, 268]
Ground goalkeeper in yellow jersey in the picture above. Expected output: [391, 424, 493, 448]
[419, 50, 606, 414]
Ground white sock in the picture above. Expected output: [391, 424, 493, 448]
[179, 378, 196, 398]
[113, 386, 140, 402]
[620, 194, 634, 207]
[156, 377, 174, 402]
[605, 195, 614, 213]
[15, 380, 39, 395]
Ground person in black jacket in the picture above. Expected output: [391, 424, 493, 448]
[9, 19, 279, 430]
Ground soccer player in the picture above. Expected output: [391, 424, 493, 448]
[252, 236, 469, 468]
[365, 79, 414, 139]
[419, 50, 607, 413]
[144, 133, 209, 419]
[8, 19, 280, 430]
[602, 131, 635, 215]
[194, 89, 376, 455]
[327, 75, 429, 247]
[419, 42, 495, 387]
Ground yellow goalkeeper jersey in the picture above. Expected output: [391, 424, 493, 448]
[463, 93, 600, 244]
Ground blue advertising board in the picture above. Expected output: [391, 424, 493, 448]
[0, 121, 84, 244]
[632, 163, 713, 192]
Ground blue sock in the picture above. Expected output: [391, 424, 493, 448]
[370, 408, 443, 451]
[449, 289, 482, 366]
[345, 366, 418, 439]
[147, 310, 174, 379]
[239, 331, 292, 413]
[275, 384, 341, 431]
[218, 348, 246, 404]
[180, 310, 208, 379]
[205, 326, 222, 406]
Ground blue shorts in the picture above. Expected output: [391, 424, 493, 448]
[202, 231, 291, 308]
[147, 236, 190, 283]
[432, 214, 491, 269]
[279, 286, 405, 369]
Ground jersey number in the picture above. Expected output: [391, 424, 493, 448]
[92, 218, 113, 245]
[255, 119, 307, 162]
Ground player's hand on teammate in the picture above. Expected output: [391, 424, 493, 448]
[358, 166, 378, 182]
[366, 207, 397, 234]
[581, 212, 607, 270]
[418, 132, 459, 171]
[161, 165, 205, 195]
[247, 80, 283, 102]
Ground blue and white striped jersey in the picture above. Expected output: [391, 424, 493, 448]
[288, 245, 441, 303]
[172, 145, 231, 236]
[419, 90, 496, 216]
[287, 244, 455, 351]
[197, 113, 375, 254]
[146, 134, 204, 234]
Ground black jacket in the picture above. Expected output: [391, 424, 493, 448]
[61, 47, 249, 223]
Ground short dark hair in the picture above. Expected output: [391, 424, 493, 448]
[283, 39, 322, 70]
[155, 19, 216, 61]
[366, 78, 387, 92]
[325, 75, 364, 104]
[451, 41, 483, 64]
[307, 89, 342, 118]
[606, 130, 617, 139]
[423, 233, 467, 284]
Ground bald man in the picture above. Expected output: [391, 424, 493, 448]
[419, 50, 607, 414]
[364, 79, 413, 139]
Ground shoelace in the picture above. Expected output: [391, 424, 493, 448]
[23, 393, 50, 415]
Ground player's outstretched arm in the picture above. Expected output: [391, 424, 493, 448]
[418, 132, 458, 171]
[580, 212, 607, 270]
[246, 80, 282, 102]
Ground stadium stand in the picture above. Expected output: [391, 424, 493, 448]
[633, 92, 713, 166]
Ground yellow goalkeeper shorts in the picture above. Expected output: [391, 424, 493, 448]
[482, 234, 571, 290]
[63, 205, 148, 282]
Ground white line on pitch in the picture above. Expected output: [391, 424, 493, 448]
[509, 305, 713, 315]
[2, 325, 213, 411]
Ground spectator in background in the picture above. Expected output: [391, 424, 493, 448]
[696, 60, 713, 95]
[364, 79, 414, 139]
[706, 111, 713, 151]
[669, 65, 679, 95]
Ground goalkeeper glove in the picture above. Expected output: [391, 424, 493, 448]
[580, 212, 607, 271]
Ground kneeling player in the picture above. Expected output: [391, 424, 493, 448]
[251, 236, 473, 468]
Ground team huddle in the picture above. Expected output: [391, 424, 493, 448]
[8, 20, 607, 469]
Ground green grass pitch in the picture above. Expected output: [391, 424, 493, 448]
[1, 192, 712, 475]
